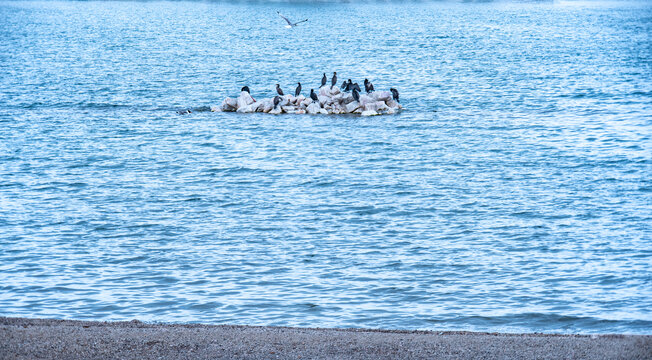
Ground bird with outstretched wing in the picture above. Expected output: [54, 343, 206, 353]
[277, 11, 308, 28]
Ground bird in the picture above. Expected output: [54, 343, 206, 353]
[390, 88, 400, 103]
[321, 73, 327, 88]
[295, 82, 302, 97]
[331, 72, 337, 89]
[277, 11, 308, 28]
[276, 84, 284, 96]
[273, 96, 282, 109]
[340, 80, 347, 90]
[352, 83, 361, 93]
[364, 79, 374, 93]
[352, 88, 360, 102]
[310, 89, 319, 102]
[344, 79, 353, 92]
[241, 86, 250, 93]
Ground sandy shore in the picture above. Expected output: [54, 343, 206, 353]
[1, 317, 650, 359]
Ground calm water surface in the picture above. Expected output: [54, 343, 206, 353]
[0, 1, 651, 334]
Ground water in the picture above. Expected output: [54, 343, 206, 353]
[0, 1, 651, 335]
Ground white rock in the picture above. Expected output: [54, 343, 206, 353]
[318, 87, 331, 97]
[386, 107, 396, 115]
[361, 110, 380, 116]
[222, 97, 237, 111]
[237, 104, 255, 113]
[386, 99, 400, 109]
[341, 94, 355, 105]
[262, 101, 274, 113]
[306, 103, 321, 114]
[269, 106, 282, 115]
[295, 109, 306, 114]
[281, 106, 296, 113]
[236, 91, 255, 109]
[301, 98, 312, 108]
[364, 101, 390, 113]
[345, 101, 360, 113]
[319, 108, 329, 115]
[210, 105, 221, 112]
[373, 91, 392, 102]
[317, 95, 330, 106]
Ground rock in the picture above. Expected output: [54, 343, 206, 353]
[373, 91, 392, 102]
[222, 97, 237, 111]
[236, 91, 255, 109]
[386, 99, 400, 109]
[341, 94, 356, 105]
[330, 104, 345, 114]
[262, 100, 274, 113]
[359, 94, 374, 105]
[216, 86, 401, 116]
[318, 87, 331, 97]
[301, 98, 312, 108]
[345, 101, 360, 113]
[269, 107, 282, 115]
[364, 101, 389, 113]
[306, 103, 321, 114]
[237, 104, 255, 113]
[361, 110, 380, 116]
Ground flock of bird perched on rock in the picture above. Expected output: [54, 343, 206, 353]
[211, 72, 401, 116]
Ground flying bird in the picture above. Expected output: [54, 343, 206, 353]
[277, 11, 308, 28]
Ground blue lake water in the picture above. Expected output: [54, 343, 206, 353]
[0, 1, 651, 334]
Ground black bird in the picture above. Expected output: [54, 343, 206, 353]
[321, 73, 327, 87]
[241, 86, 250, 93]
[331, 72, 337, 89]
[344, 79, 353, 92]
[310, 89, 319, 102]
[352, 83, 361, 93]
[276, 84, 284, 96]
[364, 79, 369, 92]
[273, 96, 282, 109]
[390, 88, 399, 102]
[367, 82, 374, 93]
[295, 82, 302, 97]
[352, 88, 360, 102]
[340, 80, 347, 90]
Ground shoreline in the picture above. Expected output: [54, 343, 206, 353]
[2, 317, 650, 359]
